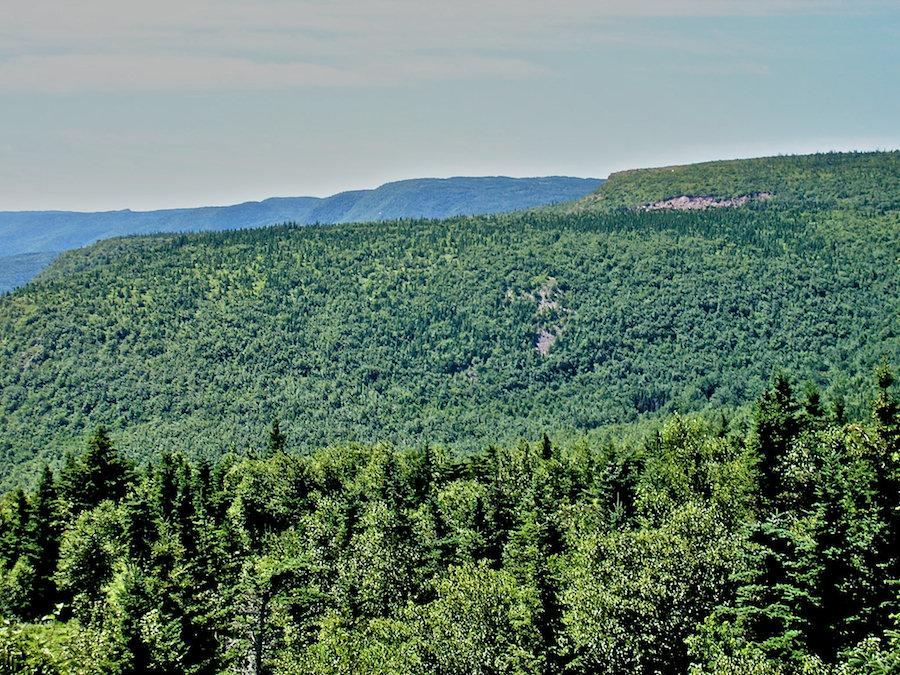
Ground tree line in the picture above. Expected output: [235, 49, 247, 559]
[3, 371, 900, 674]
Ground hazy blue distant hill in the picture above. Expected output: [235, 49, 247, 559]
[0, 176, 603, 293]
[0, 252, 61, 292]
[0, 197, 321, 258]
[308, 176, 605, 223]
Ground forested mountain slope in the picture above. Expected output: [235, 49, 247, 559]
[564, 150, 900, 212]
[0, 152, 898, 489]
[0, 177, 603, 294]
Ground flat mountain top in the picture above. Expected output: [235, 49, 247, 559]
[309, 176, 605, 223]
[563, 150, 900, 212]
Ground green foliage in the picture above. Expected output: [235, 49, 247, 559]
[2, 149, 900, 673]
[415, 561, 544, 675]
[0, 612, 128, 675]
[639, 414, 756, 527]
[282, 612, 422, 675]
[569, 150, 900, 212]
[690, 371, 900, 672]
[268, 420, 287, 457]
[56, 428, 135, 516]
[1, 371, 899, 673]
[752, 373, 801, 507]
[2, 153, 900, 488]
[561, 501, 743, 675]
[54, 501, 127, 617]
[687, 616, 788, 675]
[840, 629, 900, 675]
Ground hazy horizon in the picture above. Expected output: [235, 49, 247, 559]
[2, 0, 898, 212]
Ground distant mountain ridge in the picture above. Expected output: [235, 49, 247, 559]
[0, 176, 603, 293]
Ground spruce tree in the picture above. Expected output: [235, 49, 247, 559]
[753, 373, 800, 507]
[58, 426, 134, 514]
[267, 420, 287, 457]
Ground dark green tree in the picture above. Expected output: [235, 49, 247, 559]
[753, 374, 800, 507]
[57, 427, 134, 515]
[29, 466, 62, 618]
[267, 420, 287, 458]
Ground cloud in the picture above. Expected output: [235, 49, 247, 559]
[391, 57, 554, 81]
[0, 55, 366, 93]
[3, 0, 877, 52]
[0, 0, 891, 94]
[0, 53, 552, 93]
[654, 59, 773, 77]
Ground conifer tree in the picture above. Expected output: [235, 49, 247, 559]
[29, 465, 61, 618]
[267, 420, 287, 457]
[57, 426, 134, 515]
[753, 373, 800, 507]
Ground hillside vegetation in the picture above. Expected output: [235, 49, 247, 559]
[3, 374, 900, 674]
[0, 177, 603, 294]
[0, 152, 898, 489]
[566, 150, 900, 212]
[2, 151, 900, 674]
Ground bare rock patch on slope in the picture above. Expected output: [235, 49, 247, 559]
[637, 192, 772, 211]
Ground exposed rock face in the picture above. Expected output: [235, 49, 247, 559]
[638, 192, 772, 211]
[507, 277, 573, 356]
[536, 327, 563, 356]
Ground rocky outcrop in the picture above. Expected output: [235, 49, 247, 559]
[638, 192, 772, 211]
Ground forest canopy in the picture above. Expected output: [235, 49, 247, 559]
[2, 372, 900, 674]
[1, 151, 899, 489]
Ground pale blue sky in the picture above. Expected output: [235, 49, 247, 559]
[1, 0, 898, 211]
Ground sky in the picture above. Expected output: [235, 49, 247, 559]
[1, 0, 898, 212]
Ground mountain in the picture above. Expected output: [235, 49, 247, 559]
[5, 151, 900, 675]
[0, 252, 61, 293]
[0, 151, 898, 489]
[302, 176, 605, 223]
[0, 176, 604, 294]
[559, 151, 900, 212]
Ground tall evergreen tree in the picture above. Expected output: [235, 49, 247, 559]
[753, 374, 800, 507]
[29, 465, 62, 618]
[57, 426, 134, 515]
[267, 420, 287, 458]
